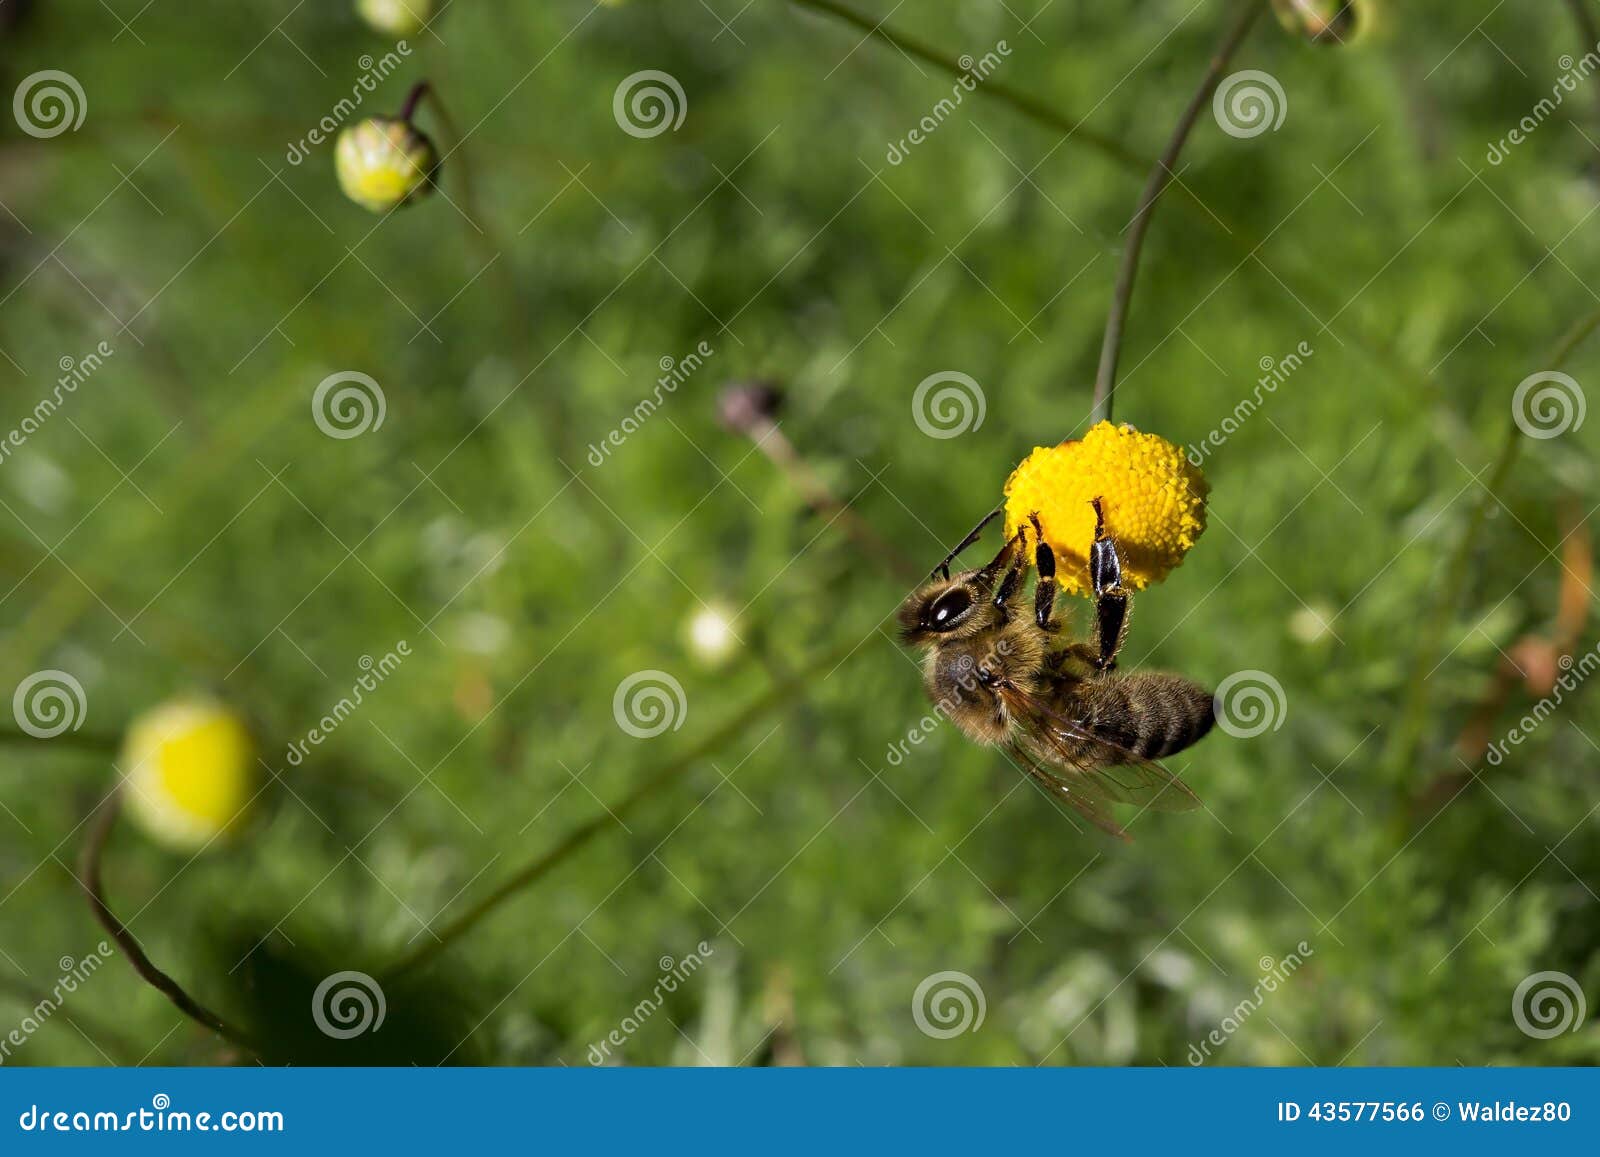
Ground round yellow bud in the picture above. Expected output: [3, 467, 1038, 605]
[334, 117, 437, 213]
[355, 0, 434, 37]
[121, 699, 256, 851]
[1003, 421, 1207, 596]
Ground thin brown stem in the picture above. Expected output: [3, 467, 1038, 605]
[79, 792, 256, 1052]
[1092, 1, 1266, 424]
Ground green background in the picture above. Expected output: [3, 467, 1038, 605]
[1, 0, 1597, 1065]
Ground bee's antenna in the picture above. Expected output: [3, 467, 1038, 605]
[933, 506, 1003, 580]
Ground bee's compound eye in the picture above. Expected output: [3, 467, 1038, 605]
[928, 588, 972, 629]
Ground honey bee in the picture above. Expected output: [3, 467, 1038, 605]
[897, 500, 1214, 840]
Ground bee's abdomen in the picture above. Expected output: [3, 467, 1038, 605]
[1087, 673, 1215, 760]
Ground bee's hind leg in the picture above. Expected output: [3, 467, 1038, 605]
[1087, 498, 1130, 672]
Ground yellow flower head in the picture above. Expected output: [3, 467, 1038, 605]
[122, 698, 256, 851]
[1003, 421, 1207, 596]
[335, 117, 437, 213]
[355, 0, 435, 36]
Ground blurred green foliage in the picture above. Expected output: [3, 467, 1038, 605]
[0, 0, 1597, 1066]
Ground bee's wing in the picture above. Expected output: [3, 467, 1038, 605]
[995, 681, 1201, 819]
[1008, 745, 1133, 842]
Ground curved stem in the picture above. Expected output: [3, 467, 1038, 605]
[392, 635, 862, 977]
[1092, 1, 1266, 424]
[1385, 302, 1600, 777]
[398, 80, 430, 124]
[79, 792, 256, 1052]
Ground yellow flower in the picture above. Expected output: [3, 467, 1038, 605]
[1003, 421, 1207, 596]
[121, 699, 256, 851]
[355, 0, 434, 37]
[335, 118, 437, 213]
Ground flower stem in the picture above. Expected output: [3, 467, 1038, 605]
[79, 791, 256, 1053]
[1384, 302, 1600, 778]
[1092, 1, 1266, 424]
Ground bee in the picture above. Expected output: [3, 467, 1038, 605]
[897, 500, 1215, 840]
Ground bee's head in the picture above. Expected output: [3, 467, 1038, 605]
[897, 574, 992, 647]
[900, 519, 1028, 646]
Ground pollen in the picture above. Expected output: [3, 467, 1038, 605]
[1003, 421, 1207, 596]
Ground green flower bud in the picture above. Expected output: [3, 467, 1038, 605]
[355, 0, 434, 36]
[1270, 0, 1369, 45]
[334, 116, 438, 213]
